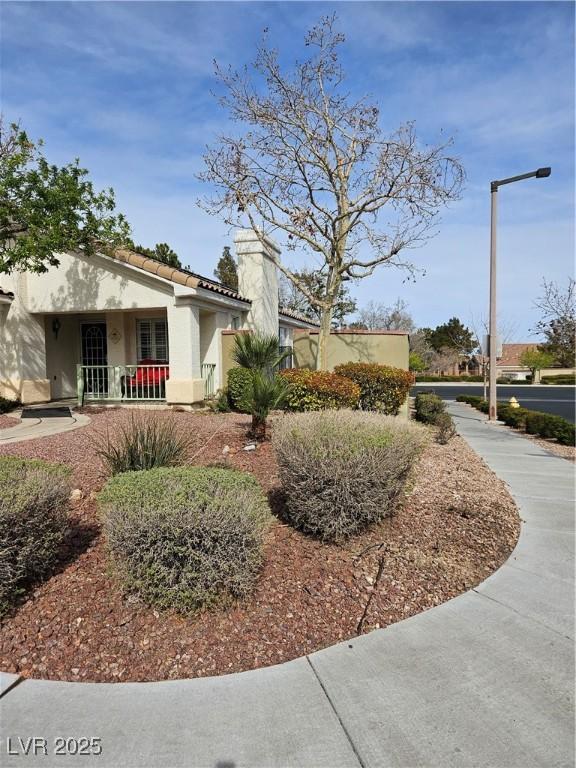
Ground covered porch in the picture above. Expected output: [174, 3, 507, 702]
[42, 307, 218, 407]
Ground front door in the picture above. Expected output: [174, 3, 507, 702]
[81, 322, 108, 396]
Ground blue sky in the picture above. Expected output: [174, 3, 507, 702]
[1, 1, 573, 337]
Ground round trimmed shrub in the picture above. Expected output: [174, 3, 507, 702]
[272, 411, 427, 541]
[414, 392, 446, 424]
[227, 367, 254, 413]
[0, 456, 71, 617]
[97, 466, 271, 612]
[335, 362, 414, 414]
[279, 368, 360, 411]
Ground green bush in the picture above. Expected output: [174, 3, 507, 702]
[435, 412, 457, 444]
[525, 411, 575, 446]
[227, 367, 254, 413]
[497, 377, 533, 384]
[0, 457, 71, 617]
[415, 374, 485, 382]
[273, 410, 427, 541]
[98, 466, 271, 612]
[280, 368, 360, 411]
[541, 375, 576, 385]
[414, 393, 456, 443]
[497, 406, 530, 429]
[335, 362, 414, 414]
[414, 392, 446, 424]
[458, 396, 575, 446]
[209, 388, 231, 413]
[95, 412, 190, 475]
[455, 394, 484, 406]
[0, 397, 20, 414]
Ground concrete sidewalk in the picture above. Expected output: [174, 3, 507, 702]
[0, 402, 573, 767]
[0, 410, 90, 445]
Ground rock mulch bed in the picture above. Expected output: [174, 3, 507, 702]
[0, 410, 519, 682]
[0, 413, 19, 430]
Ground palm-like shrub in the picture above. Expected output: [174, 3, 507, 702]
[98, 466, 271, 612]
[95, 412, 190, 475]
[230, 331, 292, 438]
[0, 457, 71, 617]
[232, 332, 290, 372]
[250, 371, 290, 439]
[273, 411, 427, 541]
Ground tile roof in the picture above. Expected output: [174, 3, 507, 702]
[498, 343, 539, 366]
[278, 306, 320, 327]
[111, 248, 251, 303]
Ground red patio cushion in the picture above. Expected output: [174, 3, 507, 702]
[127, 360, 169, 386]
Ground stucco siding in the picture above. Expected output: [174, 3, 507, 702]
[293, 331, 409, 371]
[24, 251, 173, 314]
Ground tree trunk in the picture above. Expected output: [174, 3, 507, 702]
[317, 305, 334, 370]
[251, 414, 266, 440]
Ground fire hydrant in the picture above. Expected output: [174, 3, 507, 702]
[509, 396, 520, 409]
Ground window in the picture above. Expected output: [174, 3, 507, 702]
[137, 319, 168, 362]
[279, 325, 293, 370]
[231, 315, 241, 330]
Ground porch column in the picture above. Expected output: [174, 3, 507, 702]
[16, 299, 50, 404]
[165, 302, 205, 404]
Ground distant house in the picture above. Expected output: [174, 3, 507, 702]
[496, 343, 539, 380]
[0, 229, 409, 406]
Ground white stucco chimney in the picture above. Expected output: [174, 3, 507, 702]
[234, 229, 280, 337]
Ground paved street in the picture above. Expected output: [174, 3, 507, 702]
[412, 384, 576, 423]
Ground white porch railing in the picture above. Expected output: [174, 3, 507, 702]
[202, 363, 216, 397]
[77, 364, 218, 405]
[77, 364, 169, 406]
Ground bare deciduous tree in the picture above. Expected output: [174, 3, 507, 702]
[351, 299, 415, 332]
[198, 15, 465, 369]
[533, 277, 575, 367]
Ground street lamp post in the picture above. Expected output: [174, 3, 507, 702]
[488, 167, 551, 421]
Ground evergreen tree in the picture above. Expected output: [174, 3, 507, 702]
[214, 246, 238, 290]
[153, 242, 180, 268]
[426, 317, 476, 355]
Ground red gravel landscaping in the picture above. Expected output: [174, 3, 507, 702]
[0, 409, 520, 682]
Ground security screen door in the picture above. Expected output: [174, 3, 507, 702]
[81, 322, 108, 395]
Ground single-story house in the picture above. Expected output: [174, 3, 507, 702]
[0, 229, 409, 406]
[496, 343, 539, 381]
[495, 343, 574, 382]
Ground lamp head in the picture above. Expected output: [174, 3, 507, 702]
[536, 167, 551, 178]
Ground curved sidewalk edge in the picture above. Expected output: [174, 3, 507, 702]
[0, 412, 91, 445]
[0, 403, 573, 768]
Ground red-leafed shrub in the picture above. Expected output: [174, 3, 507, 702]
[335, 362, 414, 415]
[279, 368, 360, 411]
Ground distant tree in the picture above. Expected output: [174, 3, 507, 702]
[126, 239, 181, 268]
[351, 299, 415, 332]
[199, 16, 464, 369]
[426, 317, 476, 356]
[214, 246, 238, 290]
[519, 348, 555, 383]
[153, 242, 180, 268]
[279, 269, 356, 326]
[0, 119, 130, 273]
[533, 278, 575, 367]
[409, 329, 435, 370]
[409, 351, 427, 372]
